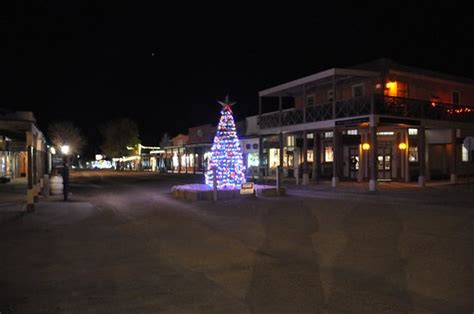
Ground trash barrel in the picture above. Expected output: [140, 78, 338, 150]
[50, 175, 63, 195]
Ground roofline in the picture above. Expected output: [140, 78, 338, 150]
[258, 68, 379, 97]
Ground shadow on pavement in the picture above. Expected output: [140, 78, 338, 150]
[246, 201, 325, 313]
[326, 205, 413, 313]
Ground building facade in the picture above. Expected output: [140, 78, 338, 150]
[257, 59, 474, 190]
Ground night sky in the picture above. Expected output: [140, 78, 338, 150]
[3, 2, 474, 157]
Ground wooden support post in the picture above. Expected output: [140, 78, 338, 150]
[369, 126, 377, 192]
[418, 126, 426, 187]
[26, 131, 34, 211]
[358, 132, 364, 183]
[302, 130, 309, 185]
[332, 129, 339, 187]
[451, 128, 457, 184]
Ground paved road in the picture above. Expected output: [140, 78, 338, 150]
[0, 170, 472, 313]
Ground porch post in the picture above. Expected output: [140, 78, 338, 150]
[404, 130, 410, 182]
[450, 128, 457, 183]
[26, 131, 34, 211]
[369, 126, 377, 191]
[184, 147, 188, 174]
[258, 135, 264, 179]
[312, 132, 321, 182]
[357, 131, 365, 182]
[33, 134, 39, 202]
[418, 126, 426, 187]
[332, 128, 339, 187]
[258, 95, 264, 179]
[193, 149, 196, 174]
[302, 131, 309, 185]
[278, 96, 284, 184]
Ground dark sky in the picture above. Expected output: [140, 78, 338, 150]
[3, 2, 474, 156]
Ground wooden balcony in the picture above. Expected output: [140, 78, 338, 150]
[259, 94, 474, 129]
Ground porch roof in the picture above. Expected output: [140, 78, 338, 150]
[258, 68, 379, 97]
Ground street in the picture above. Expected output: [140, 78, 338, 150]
[0, 171, 472, 313]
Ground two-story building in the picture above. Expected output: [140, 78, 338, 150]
[257, 58, 474, 190]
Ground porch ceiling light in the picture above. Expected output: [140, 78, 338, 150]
[362, 143, 370, 151]
[398, 142, 407, 150]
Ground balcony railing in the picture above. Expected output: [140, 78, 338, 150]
[259, 94, 474, 129]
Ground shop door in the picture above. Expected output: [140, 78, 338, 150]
[377, 143, 392, 180]
[348, 147, 359, 179]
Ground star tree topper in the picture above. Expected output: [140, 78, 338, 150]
[217, 95, 236, 112]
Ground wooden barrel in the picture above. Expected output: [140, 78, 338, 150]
[50, 175, 63, 195]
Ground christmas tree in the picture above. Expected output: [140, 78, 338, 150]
[205, 96, 246, 189]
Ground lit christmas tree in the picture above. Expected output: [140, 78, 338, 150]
[205, 96, 246, 189]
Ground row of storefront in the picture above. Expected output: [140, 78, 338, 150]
[151, 59, 474, 190]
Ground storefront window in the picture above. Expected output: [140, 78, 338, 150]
[269, 148, 280, 168]
[462, 145, 469, 162]
[324, 145, 334, 162]
[247, 153, 259, 167]
[408, 147, 418, 162]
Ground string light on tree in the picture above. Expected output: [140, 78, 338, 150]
[205, 95, 246, 189]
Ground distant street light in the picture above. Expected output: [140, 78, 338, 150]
[61, 145, 70, 155]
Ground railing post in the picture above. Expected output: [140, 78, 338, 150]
[370, 94, 375, 115]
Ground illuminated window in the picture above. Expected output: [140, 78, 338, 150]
[408, 128, 418, 135]
[462, 145, 469, 162]
[306, 95, 315, 106]
[352, 84, 364, 97]
[377, 131, 395, 136]
[287, 135, 295, 147]
[324, 145, 334, 162]
[324, 131, 333, 138]
[452, 91, 460, 105]
[346, 129, 358, 135]
[385, 81, 408, 97]
[408, 147, 418, 162]
[307, 150, 313, 162]
[307, 133, 314, 139]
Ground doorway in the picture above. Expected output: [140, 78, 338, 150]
[348, 147, 359, 179]
[377, 142, 392, 180]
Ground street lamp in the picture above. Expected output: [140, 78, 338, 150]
[398, 142, 407, 150]
[61, 145, 70, 155]
[362, 143, 371, 151]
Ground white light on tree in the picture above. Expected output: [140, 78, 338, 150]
[205, 96, 246, 189]
[61, 145, 70, 155]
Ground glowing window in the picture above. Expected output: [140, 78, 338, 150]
[324, 145, 333, 162]
[307, 133, 314, 139]
[346, 129, 358, 135]
[408, 147, 418, 162]
[324, 131, 333, 138]
[377, 131, 395, 136]
[408, 128, 418, 135]
[462, 145, 469, 162]
[287, 135, 295, 147]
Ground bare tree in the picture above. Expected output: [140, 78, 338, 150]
[48, 121, 86, 154]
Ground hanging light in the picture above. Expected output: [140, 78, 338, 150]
[362, 143, 371, 150]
